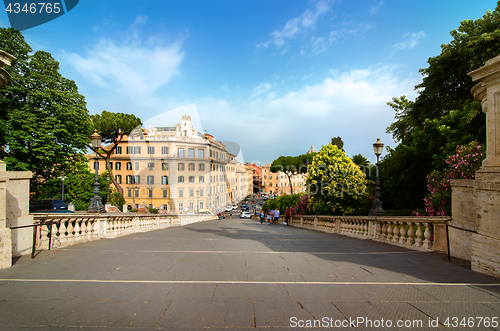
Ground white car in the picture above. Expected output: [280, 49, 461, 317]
[225, 205, 233, 212]
[232, 204, 238, 210]
[240, 211, 251, 218]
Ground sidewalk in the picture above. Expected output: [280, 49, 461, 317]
[0, 217, 499, 330]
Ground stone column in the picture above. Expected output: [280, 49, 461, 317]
[0, 161, 11, 269]
[454, 55, 500, 277]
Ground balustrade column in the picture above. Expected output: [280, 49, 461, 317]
[398, 222, 406, 245]
[415, 222, 423, 247]
[423, 222, 432, 249]
[386, 221, 393, 242]
[406, 221, 414, 246]
[392, 221, 400, 243]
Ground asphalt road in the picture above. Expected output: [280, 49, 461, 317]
[0, 217, 499, 330]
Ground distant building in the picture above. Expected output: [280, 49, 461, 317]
[87, 115, 247, 213]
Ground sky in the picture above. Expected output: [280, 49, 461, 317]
[1, 0, 497, 164]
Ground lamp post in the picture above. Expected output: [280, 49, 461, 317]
[369, 138, 385, 216]
[88, 130, 105, 213]
[57, 172, 66, 202]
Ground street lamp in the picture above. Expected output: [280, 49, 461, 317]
[57, 172, 66, 202]
[369, 138, 385, 216]
[88, 130, 105, 213]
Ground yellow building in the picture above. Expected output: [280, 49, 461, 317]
[88, 115, 249, 213]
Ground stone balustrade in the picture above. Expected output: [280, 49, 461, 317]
[283, 215, 449, 253]
[33, 213, 216, 251]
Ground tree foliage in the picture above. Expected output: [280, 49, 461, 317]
[306, 144, 371, 215]
[381, 4, 499, 210]
[90, 110, 142, 193]
[0, 28, 91, 198]
[270, 151, 316, 194]
[330, 136, 344, 150]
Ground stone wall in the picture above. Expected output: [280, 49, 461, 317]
[449, 54, 500, 278]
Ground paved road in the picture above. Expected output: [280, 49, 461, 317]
[0, 217, 499, 330]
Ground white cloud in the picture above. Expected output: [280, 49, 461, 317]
[391, 31, 426, 56]
[329, 23, 376, 43]
[311, 36, 327, 54]
[198, 65, 420, 163]
[63, 16, 184, 98]
[257, 0, 332, 49]
[369, 2, 384, 15]
[250, 82, 273, 98]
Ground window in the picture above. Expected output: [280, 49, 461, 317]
[199, 189, 204, 197]
[115, 175, 122, 184]
[178, 163, 185, 171]
[135, 162, 139, 170]
[178, 176, 184, 183]
[178, 148, 184, 158]
[126, 162, 132, 170]
[189, 202, 194, 210]
[148, 162, 154, 170]
[161, 176, 168, 185]
[115, 162, 121, 170]
[189, 189, 194, 197]
[162, 146, 169, 155]
[134, 146, 141, 154]
[148, 189, 153, 198]
[134, 189, 139, 197]
[179, 203, 183, 212]
[126, 146, 133, 154]
[126, 175, 134, 184]
[199, 202, 204, 209]
[134, 175, 140, 184]
[163, 204, 168, 211]
[109, 162, 113, 170]
[127, 189, 131, 197]
[198, 149, 204, 159]
[116, 146, 122, 154]
[163, 189, 168, 198]
[189, 176, 195, 183]
[199, 163, 205, 171]
[188, 148, 195, 158]
[162, 162, 168, 171]
[147, 146, 155, 154]
[199, 176, 204, 183]
[188, 163, 195, 171]
[179, 189, 184, 197]
[147, 175, 154, 184]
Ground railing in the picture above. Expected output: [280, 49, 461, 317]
[32, 214, 216, 252]
[282, 215, 450, 253]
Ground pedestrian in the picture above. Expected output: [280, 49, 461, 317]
[285, 207, 290, 226]
[274, 208, 280, 225]
[218, 212, 222, 220]
[267, 211, 272, 225]
[259, 210, 264, 224]
[230, 212, 232, 219]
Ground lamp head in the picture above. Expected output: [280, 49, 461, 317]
[373, 138, 384, 157]
[90, 130, 102, 148]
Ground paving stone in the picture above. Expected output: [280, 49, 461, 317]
[414, 284, 500, 303]
[284, 284, 366, 302]
[164, 283, 216, 302]
[254, 301, 314, 328]
[0, 299, 87, 326]
[349, 284, 438, 302]
[213, 283, 291, 302]
[157, 301, 253, 328]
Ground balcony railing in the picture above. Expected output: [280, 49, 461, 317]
[282, 215, 450, 253]
[32, 214, 216, 253]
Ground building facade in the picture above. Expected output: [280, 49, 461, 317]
[88, 115, 247, 213]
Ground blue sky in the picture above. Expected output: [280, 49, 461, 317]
[1, 0, 497, 164]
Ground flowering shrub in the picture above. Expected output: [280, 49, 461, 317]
[416, 141, 485, 216]
[289, 194, 309, 216]
[307, 143, 371, 215]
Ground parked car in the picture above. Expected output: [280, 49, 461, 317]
[198, 209, 213, 215]
[232, 204, 238, 210]
[30, 199, 68, 213]
[241, 204, 249, 211]
[262, 196, 268, 200]
[259, 201, 264, 206]
[225, 205, 233, 212]
[240, 211, 251, 218]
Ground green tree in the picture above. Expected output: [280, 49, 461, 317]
[330, 136, 344, 150]
[0, 28, 91, 198]
[382, 3, 499, 209]
[351, 154, 369, 167]
[306, 144, 371, 215]
[270, 151, 318, 195]
[89, 110, 142, 194]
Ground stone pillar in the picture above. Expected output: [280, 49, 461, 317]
[450, 55, 500, 277]
[0, 161, 11, 269]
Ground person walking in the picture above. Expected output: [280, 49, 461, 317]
[259, 210, 264, 224]
[229, 212, 232, 219]
[274, 208, 280, 225]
